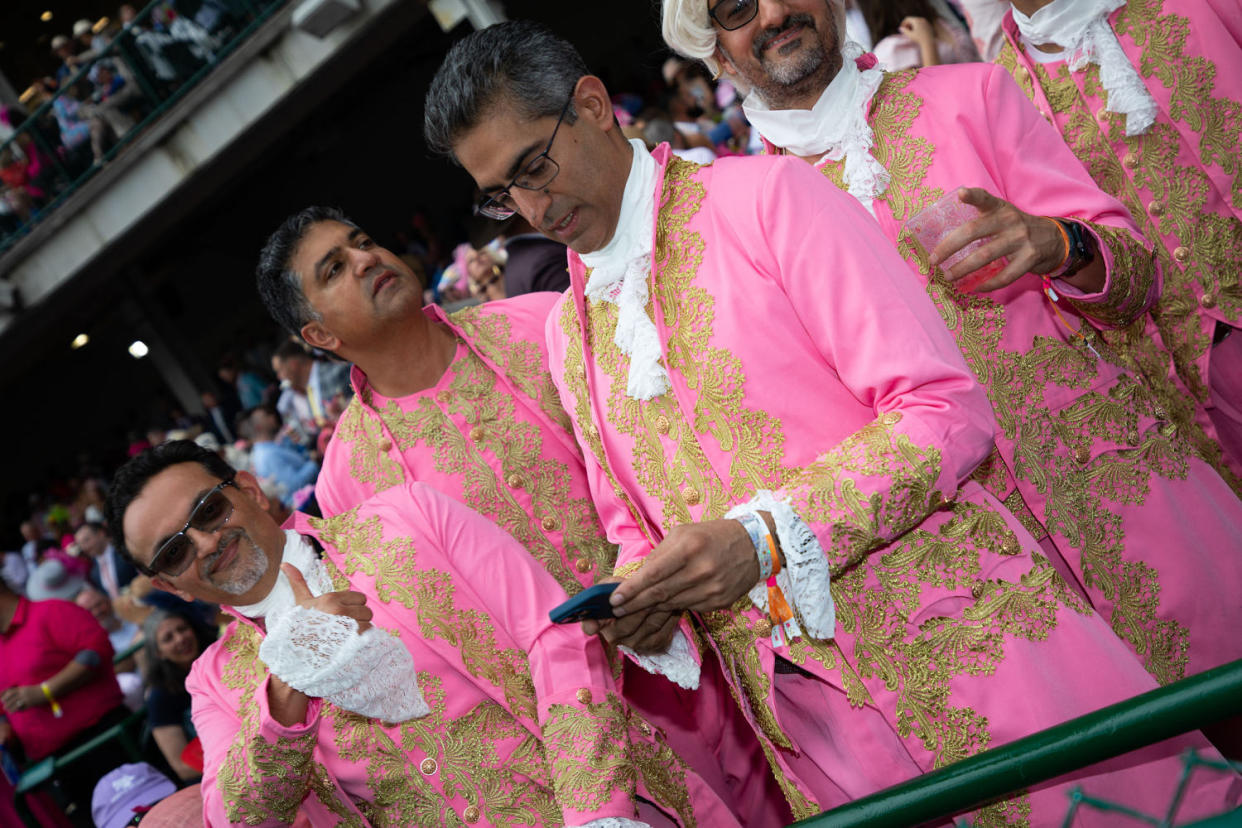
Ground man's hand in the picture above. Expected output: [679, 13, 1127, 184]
[283, 563, 373, 633]
[930, 188, 1069, 293]
[0, 686, 45, 713]
[609, 520, 759, 618]
[899, 16, 936, 48]
[587, 606, 682, 654]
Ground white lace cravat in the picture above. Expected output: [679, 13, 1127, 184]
[1012, 0, 1156, 136]
[580, 139, 669, 401]
[234, 530, 430, 723]
[743, 41, 889, 212]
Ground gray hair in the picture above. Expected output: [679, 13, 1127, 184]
[255, 206, 358, 340]
[424, 20, 586, 161]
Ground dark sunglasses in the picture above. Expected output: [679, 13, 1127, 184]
[146, 479, 237, 577]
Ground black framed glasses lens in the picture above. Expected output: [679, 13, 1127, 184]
[710, 0, 758, 30]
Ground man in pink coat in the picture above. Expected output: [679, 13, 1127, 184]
[426, 20, 1240, 825]
[661, 0, 1242, 691]
[996, 0, 1242, 484]
[105, 440, 741, 827]
[255, 207, 787, 825]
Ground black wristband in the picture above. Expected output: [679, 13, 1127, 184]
[1056, 219, 1096, 278]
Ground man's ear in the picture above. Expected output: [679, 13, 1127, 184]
[573, 75, 616, 130]
[300, 321, 339, 353]
[714, 46, 740, 78]
[233, 470, 272, 512]
[151, 576, 195, 603]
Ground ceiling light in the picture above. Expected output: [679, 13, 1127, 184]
[71, 333, 89, 349]
[40, 11, 53, 22]
[128, 340, 149, 358]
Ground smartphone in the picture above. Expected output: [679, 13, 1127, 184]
[549, 582, 620, 624]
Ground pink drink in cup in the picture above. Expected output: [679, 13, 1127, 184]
[906, 191, 1007, 293]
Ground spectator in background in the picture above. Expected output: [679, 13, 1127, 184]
[18, 521, 42, 573]
[51, 35, 80, 85]
[643, 115, 717, 164]
[76, 521, 138, 602]
[216, 353, 267, 410]
[499, 213, 570, 295]
[142, 609, 214, 782]
[464, 243, 507, 302]
[864, 0, 980, 68]
[199, 388, 237, 444]
[243, 404, 319, 507]
[75, 584, 144, 710]
[1, 567, 130, 821]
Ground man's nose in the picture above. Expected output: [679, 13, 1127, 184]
[185, 526, 221, 559]
[511, 188, 554, 230]
[349, 246, 380, 277]
[756, 0, 793, 29]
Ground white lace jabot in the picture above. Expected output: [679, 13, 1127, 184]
[234, 529, 430, 723]
[580, 139, 669, 401]
[743, 41, 889, 212]
[1013, 0, 1156, 136]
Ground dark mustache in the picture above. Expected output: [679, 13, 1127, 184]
[753, 13, 816, 58]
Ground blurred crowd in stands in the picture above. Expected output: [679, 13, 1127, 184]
[0, 0, 266, 243]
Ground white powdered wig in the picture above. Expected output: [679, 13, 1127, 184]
[661, 0, 847, 84]
[662, 0, 721, 76]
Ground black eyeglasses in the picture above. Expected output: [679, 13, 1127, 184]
[146, 479, 237, 577]
[709, 0, 759, 30]
[476, 96, 574, 221]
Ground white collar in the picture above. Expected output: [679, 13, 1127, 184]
[1012, 0, 1156, 136]
[230, 530, 329, 618]
[580, 140, 670, 401]
[744, 42, 890, 212]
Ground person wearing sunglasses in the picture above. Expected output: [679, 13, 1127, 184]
[428, 19, 1239, 823]
[662, 0, 1242, 701]
[104, 440, 747, 827]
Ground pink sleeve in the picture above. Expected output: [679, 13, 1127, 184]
[981, 65, 1160, 328]
[750, 158, 999, 571]
[416, 485, 643, 825]
[189, 658, 323, 827]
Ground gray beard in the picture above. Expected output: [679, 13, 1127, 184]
[740, 41, 843, 111]
[206, 530, 270, 596]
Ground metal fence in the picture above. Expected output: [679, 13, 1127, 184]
[0, 0, 288, 255]
[794, 659, 1242, 827]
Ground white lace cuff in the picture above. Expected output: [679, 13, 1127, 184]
[567, 819, 650, 828]
[727, 492, 836, 640]
[619, 628, 699, 690]
[260, 605, 430, 722]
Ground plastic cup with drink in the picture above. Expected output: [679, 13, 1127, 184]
[906, 190, 1008, 293]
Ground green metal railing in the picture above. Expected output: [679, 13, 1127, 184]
[0, 0, 289, 256]
[794, 659, 1242, 827]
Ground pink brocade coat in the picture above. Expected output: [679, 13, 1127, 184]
[995, 1, 1242, 482]
[187, 484, 739, 827]
[545, 146, 1239, 822]
[772, 60, 1242, 686]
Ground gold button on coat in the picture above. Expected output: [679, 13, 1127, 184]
[1173, 246, 1190, 263]
[419, 758, 437, 775]
[654, 415, 671, 435]
[1148, 200, 1164, 216]
[1074, 445, 1091, 465]
[463, 805, 481, 823]
[574, 559, 592, 574]
[541, 516, 559, 532]
[1202, 292, 1217, 309]
[1000, 531, 1021, 556]
[506, 474, 525, 489]
[469, 427, 485, 443]
[377, 439, 392, 453]
[682, 487, 701, 506]
[1122, 153, 1138, 169]
[576, 688, 593, 704]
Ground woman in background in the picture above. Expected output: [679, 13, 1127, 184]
[863, 0, 979, 69]
[142, 610, 215, 782]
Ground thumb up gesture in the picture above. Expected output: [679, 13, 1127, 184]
[282, 563, 374, 634]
